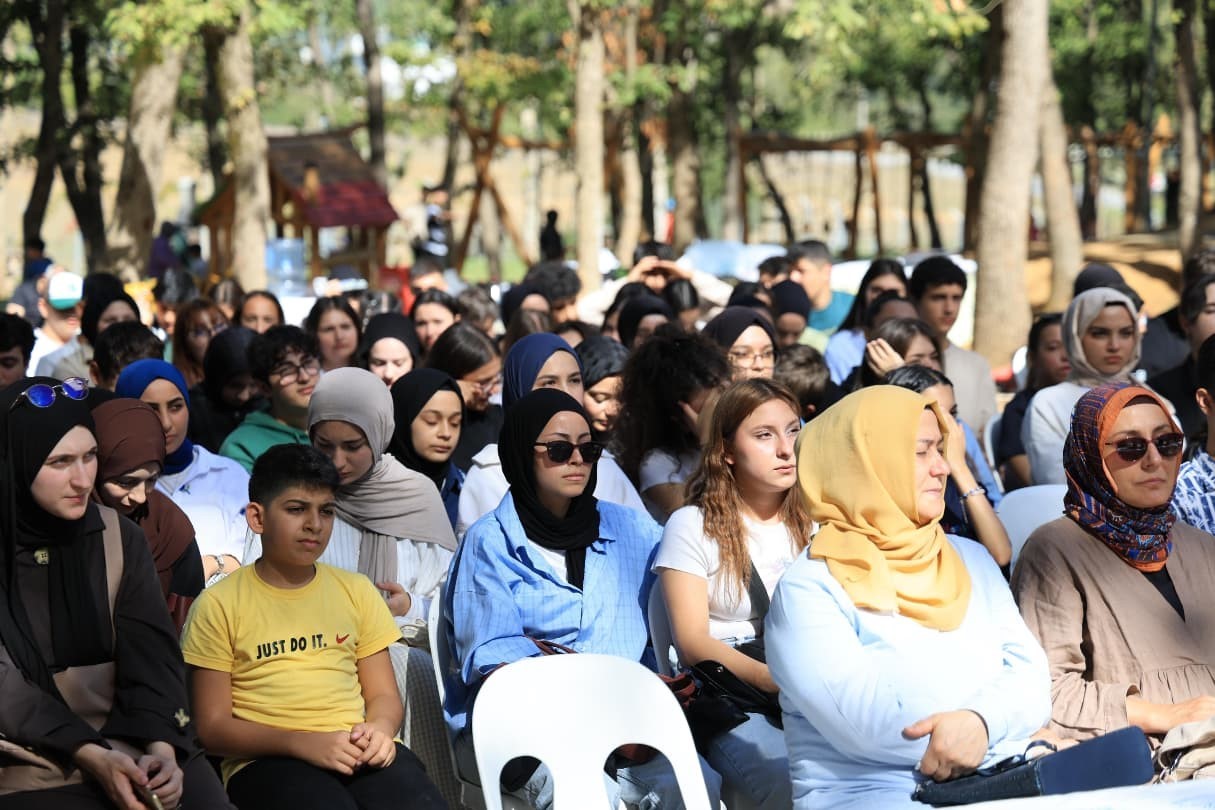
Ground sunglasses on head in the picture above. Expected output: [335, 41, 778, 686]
[533, 440, 605, 465]
[9, 377, 89, 412]
[1105, 432, 1185, 463]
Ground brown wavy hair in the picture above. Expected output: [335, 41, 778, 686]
[684, 378, 812, 605]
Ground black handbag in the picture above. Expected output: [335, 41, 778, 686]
[688, 560, 782, 726]
[912, 726, 1154, 806]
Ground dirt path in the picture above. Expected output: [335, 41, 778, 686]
[1024, 232, 1184, 316]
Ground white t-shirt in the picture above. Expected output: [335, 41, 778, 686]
[639, 449, 699, 522]
[654, 504, 798, 642]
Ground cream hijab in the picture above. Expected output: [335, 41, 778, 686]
[799, 386, 972, 631]
[1063, 287, 1140, 388]
[308, 368, 457, 587]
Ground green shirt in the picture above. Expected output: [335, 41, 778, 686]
[218, 410, 309, 473]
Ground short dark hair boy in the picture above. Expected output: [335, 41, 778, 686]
[181, 443, 444, 807]
[89, 321, 165, 390]
[0, 313, 35, 388]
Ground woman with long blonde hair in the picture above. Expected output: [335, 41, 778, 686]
[654, 377, 812, 809]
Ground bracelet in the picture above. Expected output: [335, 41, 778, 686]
[959, 485, 986, 501]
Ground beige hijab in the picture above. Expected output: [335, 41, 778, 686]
[1063, 287, 1140, 388]
[308, 368, 457, 587]
[799, 386, 972, 631]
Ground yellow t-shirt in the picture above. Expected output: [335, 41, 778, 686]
[180, 563, 401, 782]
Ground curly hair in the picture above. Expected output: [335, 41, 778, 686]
[684, 378, 812, 605]
[612, 325, 730, 483]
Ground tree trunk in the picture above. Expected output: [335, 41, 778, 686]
[974, 0, 1048, 365]
[1205, 0, 1215, 190]
[963, 6, 1001, 253]
[307, 15, 334, 127]
[752, 154, 795, 243]
[23, 0, 65, 247]
[567, 1, 606, 292]
[1133, 0, 1160, 233]
[442, 0, 473, 193]
[59, 21, 106, 273]
[1175, 0, 1202, 263]
[216, 11, 270, 289]
[202, 30, 227, 192]
[356, 0, 387, 189]
[1040, 75, 1084, 311]
[614, 0, 643, 266]
[108, 45, 185, 281]
[720, 35, 745, 242]
[669, 86, 702, 253]
[916, 85, 943, 249]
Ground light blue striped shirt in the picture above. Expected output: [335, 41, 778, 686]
[1174, 448, 1215, 535]
[442, 494, 661, 737]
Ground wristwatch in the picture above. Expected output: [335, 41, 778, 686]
[205, 555, 230, 588]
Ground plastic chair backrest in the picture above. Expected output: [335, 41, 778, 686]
[648, 581, 677, 677]
[983, 413, 1002, 473]
[472, 654, 712, 810]
[996, 484, 1067, 570]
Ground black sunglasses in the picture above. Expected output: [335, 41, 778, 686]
[1106, 432, 1185, 463]
[9, 377, 89, 412]
[533, 440, 605, 465]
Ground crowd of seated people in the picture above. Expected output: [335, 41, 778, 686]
[4, 243, 1215, 810]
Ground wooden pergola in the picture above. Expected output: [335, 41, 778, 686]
[737, 127, 966, 257]
[199, 128, 399, 286]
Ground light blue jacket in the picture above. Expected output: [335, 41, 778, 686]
[766, 537, 1050, 809]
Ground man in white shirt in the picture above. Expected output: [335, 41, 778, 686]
[910, 256, 997, 434]
[27, 270, 83, 375]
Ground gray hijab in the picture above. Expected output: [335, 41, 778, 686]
[1063, 287, 1140, 388]
[308, 369, 457, 587]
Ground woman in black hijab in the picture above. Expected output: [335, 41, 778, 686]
[188, 325, 267, 452]
[389, 368, 466, 529]
[358, 312, 422, 387]
[702, 305, 779, 382]
[443, 389, 704, 806]
[0, 377, 231, 810]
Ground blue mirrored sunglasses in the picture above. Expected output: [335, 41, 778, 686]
[9, 377, 89, 412]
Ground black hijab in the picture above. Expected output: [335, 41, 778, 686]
[359, 312, 422, 365]
[702, 305, 778, 352]
[617, 294, 673, 349]
[202, 325, 257, 404]
[389, 368, 465, 489]
[499, 389, 600, 588]
[0, 377, 110, 695]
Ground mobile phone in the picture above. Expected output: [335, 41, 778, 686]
[134, 782, 165, 810]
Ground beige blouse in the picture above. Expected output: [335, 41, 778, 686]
[1012, 517, 1215, 741]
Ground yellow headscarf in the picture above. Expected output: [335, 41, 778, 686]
[799, 386, 972, 631]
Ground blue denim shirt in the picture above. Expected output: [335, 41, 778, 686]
[441, 494, 661, 737]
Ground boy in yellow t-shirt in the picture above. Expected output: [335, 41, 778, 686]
[181, 444, 446, 809]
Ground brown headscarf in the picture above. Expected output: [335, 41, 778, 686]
[91, 399, 199, 602]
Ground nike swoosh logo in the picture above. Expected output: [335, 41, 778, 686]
[336, 634, 349, 644]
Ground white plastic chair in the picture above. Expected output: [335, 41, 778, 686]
[428, 596, 529, 810]
[996, 484, 1067, 570]
[472, 653, 713, 810]
[648, 581, 678, 677]
[982, 413, 1002, 473]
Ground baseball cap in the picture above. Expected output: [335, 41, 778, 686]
[47, 271, 84, 310]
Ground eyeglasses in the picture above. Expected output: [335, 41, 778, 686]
[1105, 432, 1185, 463]
[468, 374, 503, 395]
[727, 349, 776, 367]
[9, 377, 89, 412]
[270, 357, 321, 385]
[188, 322, 228, 341]
[533, 440, 605, 465]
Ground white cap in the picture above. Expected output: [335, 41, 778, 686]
[46, 271, 83, 310]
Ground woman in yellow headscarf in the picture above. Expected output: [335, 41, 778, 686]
[765, 386, 1050, 809]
